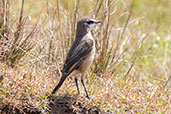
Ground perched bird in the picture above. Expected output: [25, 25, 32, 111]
[52, 17, 101, 99]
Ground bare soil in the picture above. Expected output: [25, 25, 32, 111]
[0, 94, 109, 114]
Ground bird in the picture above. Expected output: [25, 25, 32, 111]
[52, 17, 101, 99]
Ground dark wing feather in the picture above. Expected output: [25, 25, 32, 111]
[62, 39, 93, 75]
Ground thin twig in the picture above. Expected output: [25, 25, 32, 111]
[120, 0, 133, 42]
[111, 0, 133, 65]
[124, 33, 149, 80]
[14, 0, 24, 40]
[163, 75, 171, 89]
[94, 0, 104, 18]
[153, 77, 171, 85]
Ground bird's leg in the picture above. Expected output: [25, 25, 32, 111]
[75, 76, 80, 95]
[81, 74, 90, 99]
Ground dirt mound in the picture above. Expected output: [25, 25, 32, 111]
[0, 94, 109, 114]
[48, 94, 102, 114]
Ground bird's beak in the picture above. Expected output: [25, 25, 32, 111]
[94, 20, 101, 24]
[90, 19, 101, 24]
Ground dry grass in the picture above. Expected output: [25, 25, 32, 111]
[0, 0, 171, 113]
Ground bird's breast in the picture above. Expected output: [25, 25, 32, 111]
[79, 33, 95, 73]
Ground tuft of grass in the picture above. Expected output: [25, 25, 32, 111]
[0, 0, 36, 67]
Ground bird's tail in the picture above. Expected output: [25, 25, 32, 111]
[51, 74, 67, 94]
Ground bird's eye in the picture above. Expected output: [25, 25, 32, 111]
[87, 20, 94, 24]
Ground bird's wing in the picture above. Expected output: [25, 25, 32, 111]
[62, 39, 94, 76]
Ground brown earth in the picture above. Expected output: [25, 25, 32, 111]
[0, 94, 111, 114]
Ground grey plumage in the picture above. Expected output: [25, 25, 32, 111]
[52, 17, 101, 99]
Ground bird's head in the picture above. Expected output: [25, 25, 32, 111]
[76, 17, 101, 37]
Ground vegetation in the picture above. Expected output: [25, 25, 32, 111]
[0, 0, 170, 113]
